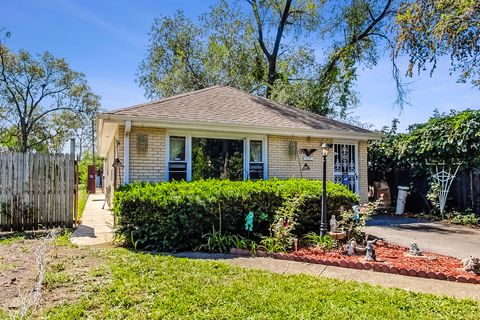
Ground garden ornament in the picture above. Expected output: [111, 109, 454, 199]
[428, 162, 461, 219]
[283, 217, 291, 228]
[329, 215, 338, 231]
[258, 212, 268, 222]
[245, 211, 254, 232]
[462, 256, 480, 274]
[409, 242, 423, 256]
[365, 239, 378, 261]
[346, 239, 356, 256]
[352, 205, 360, 222]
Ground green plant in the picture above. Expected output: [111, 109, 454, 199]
[259, 196, 303, 253]
[449, 211, 479, 226]
[301, 233, 335, 251]
[426, 182, 441, 215]
[259, 236, 287, 253]
[114, 179, 358, 251]
[197, 230, 235, 253]
[339, 199, 379, 241]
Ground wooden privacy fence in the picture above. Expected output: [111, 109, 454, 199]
[0, 152, 77, 231]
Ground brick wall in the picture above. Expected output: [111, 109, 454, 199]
[268, 135, 369, 203]
[129, 127, 166, 182]
[358, 140, 368, 203]
[268, 135, 334, 180]
[105, 126, 166, 190]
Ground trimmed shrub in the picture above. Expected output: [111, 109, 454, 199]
[113, 179, 359, 251]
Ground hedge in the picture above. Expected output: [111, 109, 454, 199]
[113, 179, 359, 251]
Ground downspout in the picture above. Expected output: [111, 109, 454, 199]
[123, 120, 131, 184]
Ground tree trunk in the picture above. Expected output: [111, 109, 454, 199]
[266, 58, 277, 98]
[20, 123, 28, 153]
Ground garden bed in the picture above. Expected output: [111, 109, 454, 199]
[230, 241, 480, 284]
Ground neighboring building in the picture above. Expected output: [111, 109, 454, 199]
[97, 86, 379, 204]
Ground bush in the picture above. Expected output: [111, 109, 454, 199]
[113, 179, 359, 251]
[449, 211, 479, 226]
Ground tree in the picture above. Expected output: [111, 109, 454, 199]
[396, 0, 480, 87]
[0, 32, 100, 153]
[247, 0, 320, 97]
[137, 2, 264, 100]
[138, 0, 401, 118]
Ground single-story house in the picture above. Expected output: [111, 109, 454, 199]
[97, 86, 379, 204]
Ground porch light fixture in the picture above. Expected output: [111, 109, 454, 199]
[321, 143, 330, 157]
[320, 143, 332, 237]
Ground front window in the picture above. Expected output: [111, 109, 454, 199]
[169, 136, 186, 161]
[168, 136, 186, 181]
[192, 138, 244, 181]
[249, 140, 264, 180]
[166, 134, 266, 182]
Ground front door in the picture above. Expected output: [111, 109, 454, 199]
[333, 143, 358, 194]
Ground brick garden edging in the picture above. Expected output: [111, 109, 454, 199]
[229, 248, 480, 284]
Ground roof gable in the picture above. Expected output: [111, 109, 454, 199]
[103, 86, 374, 135]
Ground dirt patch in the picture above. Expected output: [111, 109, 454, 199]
[0, 237, 109, 317]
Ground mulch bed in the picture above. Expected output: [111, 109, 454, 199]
[231, 241, 480, 284]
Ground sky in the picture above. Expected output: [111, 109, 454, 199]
[1, 0, 479, 132]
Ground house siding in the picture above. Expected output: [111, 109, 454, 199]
[358, 140, 368, 203]
[129, 127, 166, 183]
[267, 135, 334, 181]
[268, 135, 368, 203]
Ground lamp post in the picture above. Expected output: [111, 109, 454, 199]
[320, 143, 331, 237]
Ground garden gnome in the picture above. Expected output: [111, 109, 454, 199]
[462, 256, 480, 274]
[409, 242, 423, 256]
[365, 239, 378, 261]
[330, 215, 338, 231]
[346, 239, 356, 256]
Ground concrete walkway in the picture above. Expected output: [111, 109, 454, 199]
[174, 252, 480, 300]
[366, 215, 480, 259]
[71, 192, 114, 246]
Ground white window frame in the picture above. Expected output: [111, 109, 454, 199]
[165, 129, 268, 181]
[332, 140, 359, 195]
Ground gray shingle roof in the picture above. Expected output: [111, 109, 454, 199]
[104, 86, 373, 134]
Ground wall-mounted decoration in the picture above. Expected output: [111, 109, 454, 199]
[287, 138, 298, 160]
[302, 163, 310, 170]
[300, 148, 317, 161]
[137, 133, 148, 152]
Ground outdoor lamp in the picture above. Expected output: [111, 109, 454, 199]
[321, 143, 330, 157]
[320, 143, 331, 237]
[112, 157, 124, 188]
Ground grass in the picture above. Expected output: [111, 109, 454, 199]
[77, 184, 88, 221]
[42, 248, 480, 320]
[0, 234, 24, 245]
[54, 229, 77, 247]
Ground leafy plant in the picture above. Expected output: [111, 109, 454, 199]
[196, 230, 235, 253]
[426, 182, 441, 215]
[259, 236, 287, 253]
[449, 211, 479, 226]
[339, 199, 380, 241]
[301, 233, 336, 251]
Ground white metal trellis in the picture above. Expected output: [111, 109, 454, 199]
[428, 162, 461, 218]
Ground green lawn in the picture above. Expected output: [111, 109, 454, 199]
[77, 184, 88, 221]
[43, 248, 479, 320]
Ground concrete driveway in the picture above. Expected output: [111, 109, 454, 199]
[366, 215, 480, 259]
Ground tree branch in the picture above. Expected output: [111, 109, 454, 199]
[249, 0, 271, 59]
